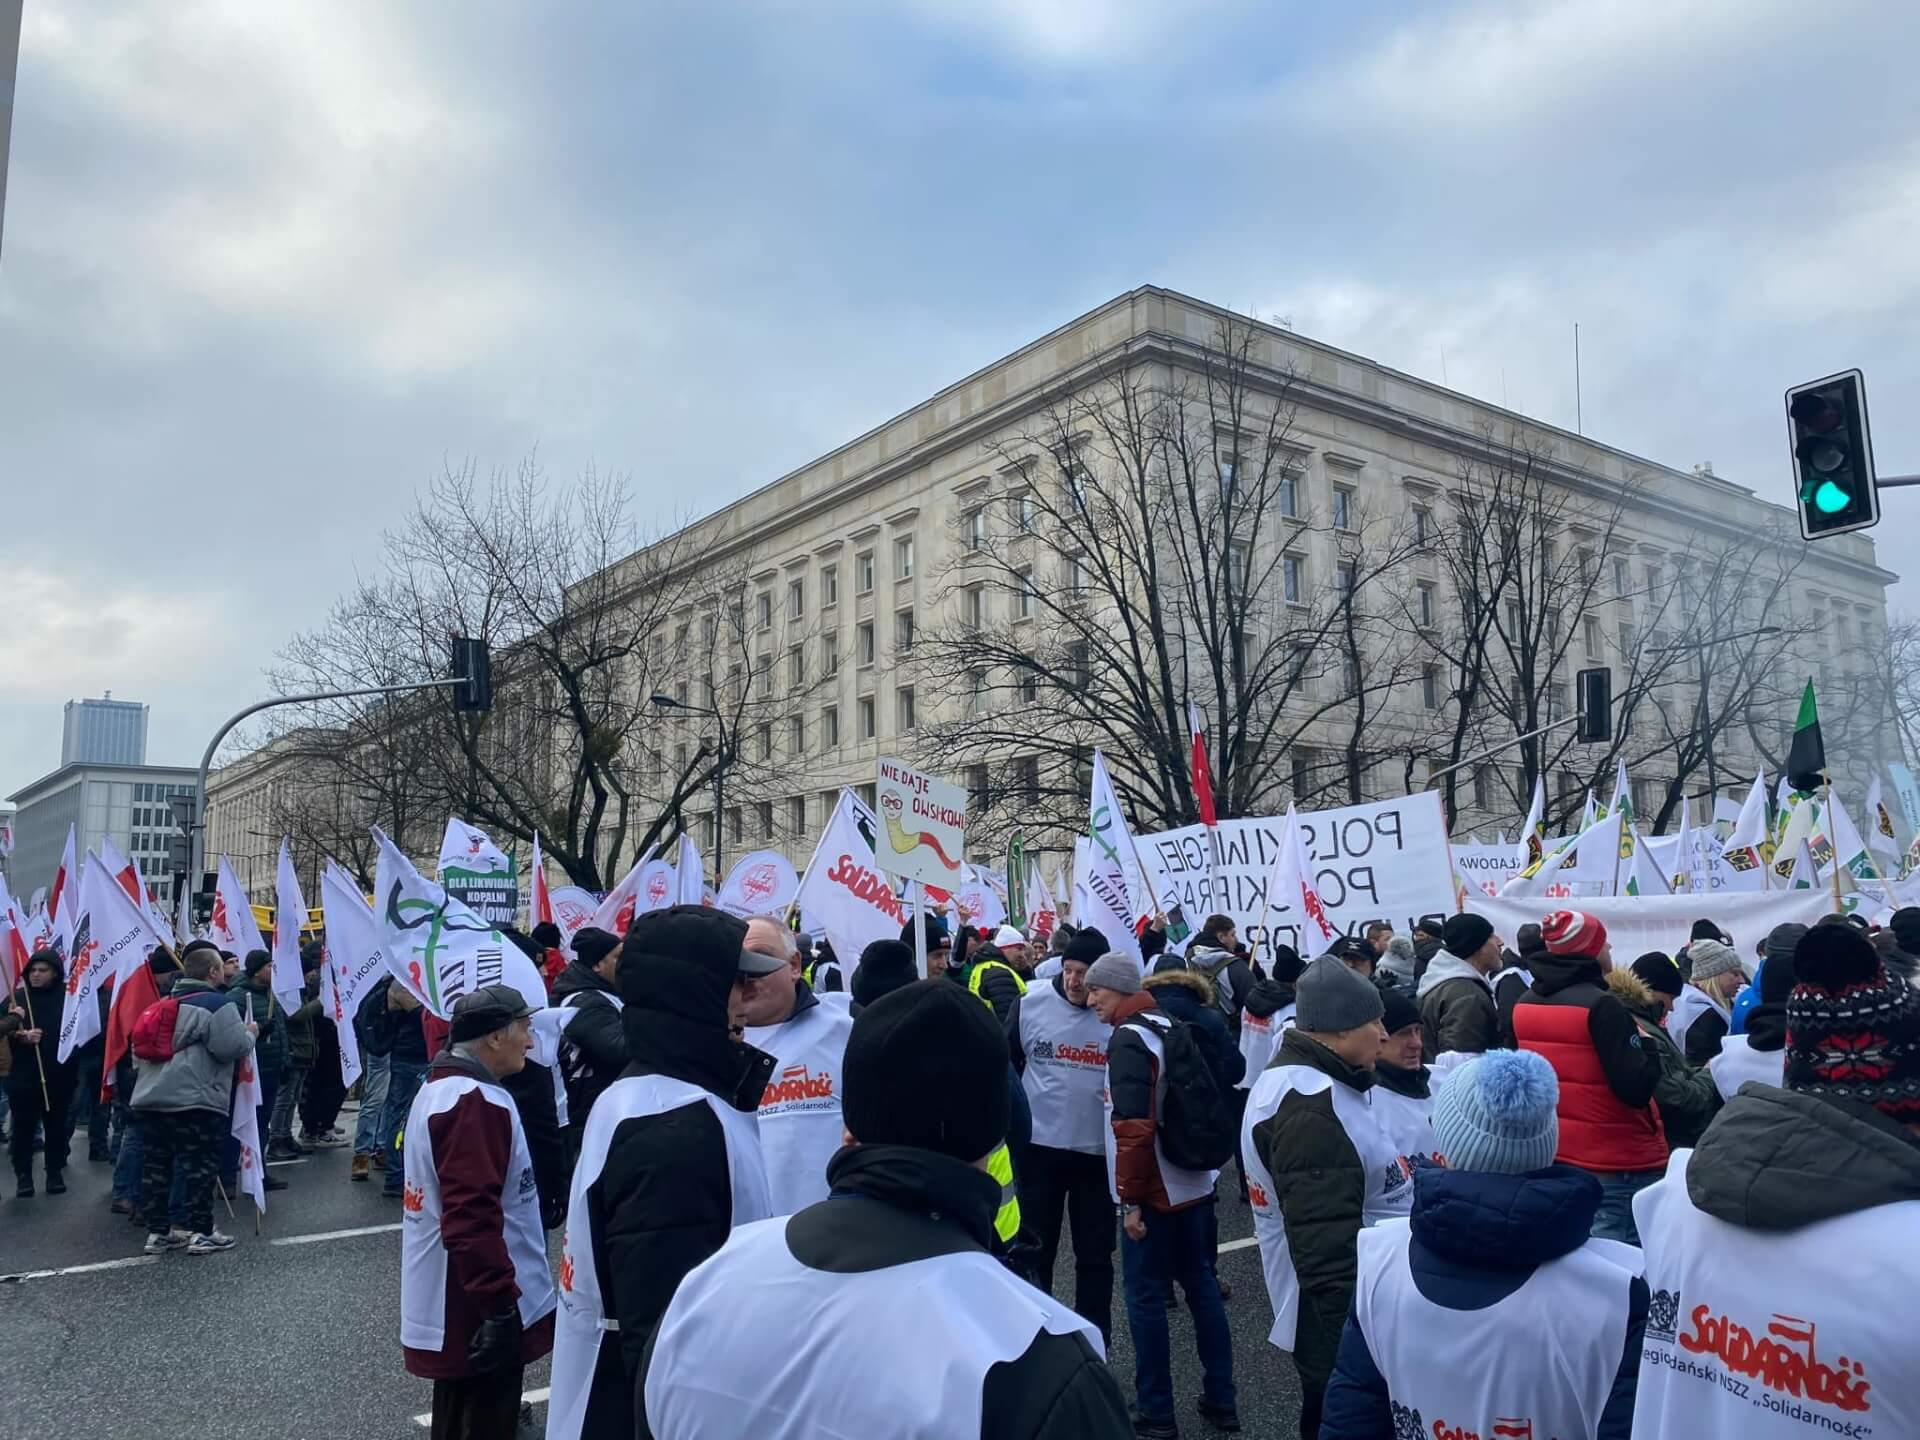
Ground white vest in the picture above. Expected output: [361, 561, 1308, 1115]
[744, 999, 856, 1216]
[546, 1073, 772, 1440]
[1632, 1149, 1920, 1439]
[1015, 983, 1110, 1155]
[1034, 956, 1062, 980]
[645, 1216, 1104, 1438]
[1668, 984, 1728, 1057]
[1236, 1002, 1294, 1090]
[399, 1073, 556, 1354]
[1240, 1061, 1419, 1351]
[1709, 1033, 1786, 1101]
[1356, 1219, 1641, 1440]
[1369, 1080, 1440, 1172]
[1103, 1013, 1217, 1207]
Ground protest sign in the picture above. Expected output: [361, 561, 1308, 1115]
[875, 756, 965, 888]
[1470, 890, 1832, 970]
[438, 818, 519, 925]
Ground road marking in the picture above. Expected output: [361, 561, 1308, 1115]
[271, 1222, 403, 1247]
[0, 1255, 159, 1283]
[413, 1387, 548, 1427]
[265, 1158, 309, 1168]
[1219, 1235, 1259, 1253]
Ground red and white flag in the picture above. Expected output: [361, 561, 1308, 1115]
[530, 832, 553, 929]
[0, 873, 25, 995]
[1265, 805, 1338, 952]
[317, 861, 381, 1090]
[206, 856, 269, 962]
[1027, 864, 1059, 943]
[234, 990, 267, 1213]
[591, 848, 661, 938]
[100, 895, 168, 1102]
[271, 839, 309, 1012]
[99, 835, 172, 935]
[60, 855, 165, 1064]
[1189, 704, 1218, 828]
[48, 823, 79, 961]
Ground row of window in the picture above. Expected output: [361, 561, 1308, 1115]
[134, 783, 192, 803]
[750, 537, 917, 633]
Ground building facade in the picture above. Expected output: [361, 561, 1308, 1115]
[61, 695, 149, 766]
[6, 762, 198, 905]
[205, 727, 349, 901]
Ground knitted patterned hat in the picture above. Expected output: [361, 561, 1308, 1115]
[1431, 1050, 1560, 1174]
[1786, 923, 1920, 1125]
[1541, 910, 1607, 959]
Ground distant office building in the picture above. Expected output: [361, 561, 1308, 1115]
[62, 695, 150, 767]
[7, 762, 197, 907]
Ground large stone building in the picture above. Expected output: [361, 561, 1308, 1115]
[205, 727, 350, 901]
[7, 761, 198, 905]
[610, 287, 1896, 876]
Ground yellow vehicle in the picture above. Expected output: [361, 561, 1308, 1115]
[249, 902, 325, 949]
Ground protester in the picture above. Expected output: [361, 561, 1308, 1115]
[1673, 917, 1730, 982]
[1088, 952, 1238, 1437]
[1707, 923, 1803, 1099]
[1363, 921, 1392, 961]
[1627, 950, 1684, 1020]
[400, 985, 557, 1440]
[1417, 914, 1502, 1063]
[1507, 910, 1666, 1244]
[1886, 905, 1920, 984]
[1185, 914, 1254, 1038]
[1632, 921, 1920, 1436]
[735, 915, 855, 1216]
[226, 953, 288, 1181]
[497, 929, 569, 1229]
[269, 949, 326, 1160]
[965, 938, 1029, 1023]
[803, 935, 846, 993]
[1603, 964, 1720, 1153]
[546, 905, 775, 1440]
[3, 949, 78, 1197]
[1007, 924, 1115, 1344]
[531, 920, 569, 989]
[551, 925, 626, 1153]
[1320, 1050, 1646, 1440]
[1409, 915, 1445, 983]
[901, 912, 952, 977]
[71, 1008, 110, 1165]
[1369, 988, 1435, 1164]
[1242, 956, 1395, 1440]
[131, 944, 256, 1254]
[637, 979, 1131, 1439]
[851, 937, 919, 1009]
[369, 975, 431, 1201]
[349, 980, 393, 1183]
[1667, 936, 1743, 1065]
[1237, 944, 1302, 1086]
[994, 922, 1035, 975]
[298, 1000, 350, 1150]
[1376, 935, 1415, 994]
[1491, 920, 1542, 1033]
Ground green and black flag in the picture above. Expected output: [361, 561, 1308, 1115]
[1786, 680, 1826, 792]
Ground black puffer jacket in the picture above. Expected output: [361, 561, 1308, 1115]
[550, 959, 627, 1127]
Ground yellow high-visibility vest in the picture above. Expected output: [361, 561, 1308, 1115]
[986, 1142, 1021, 1242]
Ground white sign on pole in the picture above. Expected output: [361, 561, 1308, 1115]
[874, 756, 966, 889]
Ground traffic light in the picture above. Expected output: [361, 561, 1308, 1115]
[1576, 666, 1612, 743]
[450, 636, 493, 713]
[1786, 370, 1878, 540]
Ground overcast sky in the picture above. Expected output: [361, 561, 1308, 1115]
[4, 0, 1919, 800]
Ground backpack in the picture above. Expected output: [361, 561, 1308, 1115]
[131, 997, 182, 1063]
[1130, 1013, 1237, 1172]
[1188, 950, 1239, 1023]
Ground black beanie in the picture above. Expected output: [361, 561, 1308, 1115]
[572, 926, 619, 969]
[901, 914, 949, 953]
[842, 980, 1009, 1161]
[1690, 918, 1729, 944]
[1890, 907, 1920, 956]
[1630, 952, 1684, 999]
[1442, 913, 1493, 958]
[1759, 942, 1800, 1006]
[1379, 985, 1421, 1036]
[617, 905, 745, 1038]
[853, 940, 918, 1007]
[1267, 943, 1305, 984]
[1063, 927, 1111, 966]
[530, 922, 563, 950]
[1140, 928, 1168, 962]
[244, 949, 274, 979]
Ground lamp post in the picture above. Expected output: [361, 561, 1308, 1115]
[649, 693, 729, 880]
[1648, 625, 1782, 807]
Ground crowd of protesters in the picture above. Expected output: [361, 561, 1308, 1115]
[8, 896, 1919, 1440]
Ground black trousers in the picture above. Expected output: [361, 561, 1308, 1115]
[7, 1079, 73, 1180]
[301, 1024, 348, 1135]
[1021, 1143, 1115, 1344]
[430, 1365, 524, 1440]
[140, 1108, 223, 1235]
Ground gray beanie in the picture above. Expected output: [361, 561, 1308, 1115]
[1688, 938, 1743, 983]
[1431, 1051, 1560, 1174]
[1084, 954, 1142, 996]
[1380, 935, 1416, 981]
[1294, 955, 1386, 1033]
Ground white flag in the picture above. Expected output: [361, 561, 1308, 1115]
[48, 824, 80, 963]
[1503, 811, 1622, 898]
[1622, 827, 1673, 897]
[673, 832, 706, 906]
[97, 835, 169, 933]
[57, 855, 165, 1063]
[589, 849, 668, 938]
[549, 885, 598, 939]
[319, 862, 388, 1089]
[1865, 777, 1903, 863]
[207, 857, 269, 964]
[1264, 804, 1339, 951]
[372, 829, 547, 1019]
[1787, 838, 1819, 890]
[717, 849, 799, 917]
[1028, 865, 1060, 942]
[233, 990, 267, 1213]
[795, 789, 910, 971]
[530, 832, 553, 929]
[271, 839, 309, 1012]
[1578, 790, 1598, 831]
[1515, 776, 1546, 870]
[953, 864, 1008, 931]
[1075, 751, 1142, 961]
[437, 817, 518, 925]
[1773, 794, 1821, 884]
[1721, 771, 1772, 884]
[1825, 793, 1883, 888]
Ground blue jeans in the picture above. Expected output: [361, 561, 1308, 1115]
[353, 1053, 391, 1155]
[1590, 1167, 1664, 1244]
[1121, 1200, 1236, 1421]
[117, 1111, 187, 1225]
[380, 1059, 428, 1196]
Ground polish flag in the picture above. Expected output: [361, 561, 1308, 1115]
[101, 946, 164, 1102]
[1189, 704, 1218, 827]
[48, 824, 79, 959]
[531, 832, 553, 928]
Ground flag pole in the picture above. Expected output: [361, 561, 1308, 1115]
[26, 986, 51, 1110]
[1824, 773, 1844, 914]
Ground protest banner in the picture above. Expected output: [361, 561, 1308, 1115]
[875, 756, 965, 889]
[717, 849, 799, 917]
[1452, 839, 1521, 898]
[438, 818, 519, 925]
[1470, 889, 1832, 969]
[1137, 790, 1455, 953]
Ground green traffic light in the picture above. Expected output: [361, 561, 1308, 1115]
[1814, 479, 1853, 514]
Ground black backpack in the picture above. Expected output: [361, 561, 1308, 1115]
[1129, 1013, 1237, 1172]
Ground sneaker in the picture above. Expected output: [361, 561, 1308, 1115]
[302, 1130, 348, 1149]
[45, 1171, 67, 1195]
[1197, 1400, 1241, 1433]
[186, 1230, 236, 1255]
[350, 1155, 371, 1183]
[143, 1229, 188, 1254]
[14, 1175, 33, 1199]
[110, 1197, 136, 1216]
[1132, 1417, 1179, 1440]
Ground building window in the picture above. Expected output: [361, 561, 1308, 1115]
[1013, 756, 1041, 807]
[856, 550, 875, 594]
[1645, 560, 1663, 595]
[756, 722, 773, 762]
[788, 645, 806, 687]
[856, 783, 877, 810]
[823, 630, 840, 676]
[1343, 654, 1361, 696]
[756, 591, 773, 631]
[788, 578, 805, 620]
[788, 795, 806, 836]
[703, 811, 718, 850]
[967, 669, 988, 714]
[1472, 765, 1493, 809]
[1283, 554, 1304, 605]
[896, 686, 917, 733]
[858, 695, 876, 740]
[1619, 621, 1635, 657]
[1292, 747, 1316, 797]
[1014, 567, 1035, 620]
[1280, 471, 1299, 519]
[1332, 486, 1354, 532]
[1014, 491, 1036, 531]
[966, 763, 990, 812]
[1218, 455, 1238, 499]
[857, 621, 876, 668]
[822, 705, 840, 747]
[788, 714, 805, 752]
[1417, 582, 1436, 630]
[895, 608, 915, 653]
[1228, 541, 1251, 592]
[1017, 666, 1039, 705]
[729, 807, 743, 846]
[1066, 642, 1092, 688]
[1336, 561, 1357, 598]
[1613, 557, 1629, 598]
[964, 585, 986, 628]
[1422, 666, 1440, 711]
[895, 535, 915, 581]
[757, 801, 775, 839]
[1066, 553, 1088, 594]
[1584, 616, 1603, 659]
[1412, 506, 1431, 548]
[822, 564, 839, 607]
[1548, 681, 1569, 721]
[966, 509, 987, 551]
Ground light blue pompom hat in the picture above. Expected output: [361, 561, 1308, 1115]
[1431, 1050, 1560, 1174]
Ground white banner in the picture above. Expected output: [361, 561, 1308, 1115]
[234, 990, 267, 1213]
[271, 839, 309, 1012]
[549, 885, 598, 939]
[1643, 829, 1763, 896]
[207, 856, 269, 962]
[373, 829, 547, 1020]
[58, 856, 165, 1063]
[319, 863, 387, 1090]
[1469, 890, 1835, 971]
[717, 849, 799, 917]
[1137, 791, 1456, 953]
[1453, 840, 1521, 898]
[438, 817, 518, 925]
[1076, 751, 1143, 960]
[796, 788, 910, 970]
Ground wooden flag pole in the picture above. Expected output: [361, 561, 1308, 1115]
[1824, 773, 1845, 914]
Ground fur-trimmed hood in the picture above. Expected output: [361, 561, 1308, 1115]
[1144, 968, 1215, 1005]
[1603, 965, 1658, 1018]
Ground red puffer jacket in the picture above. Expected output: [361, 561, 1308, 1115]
[1509, 952, 1667, 1173]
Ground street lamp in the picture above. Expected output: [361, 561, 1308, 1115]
[1647, 626, 1783, 805]
[650, 692, 729, 879]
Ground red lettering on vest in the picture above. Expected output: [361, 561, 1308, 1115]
[1247, 1181, 1270, 1210]
[559, 1248, 575, 1293]
[402, 1181, 426, 1214]
[1679, 1305, 1873, 1413]
[760, 1065, 837, 1106]
[1053, 1042, 1107, 1067]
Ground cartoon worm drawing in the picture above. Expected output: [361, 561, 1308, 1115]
[881, 792, 960, 867]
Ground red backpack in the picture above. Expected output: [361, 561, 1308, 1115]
[131, 997, 182, 1063]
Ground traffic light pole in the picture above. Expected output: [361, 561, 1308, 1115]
[1424, 715, 1582, 783]
[186, 679, 464, 911]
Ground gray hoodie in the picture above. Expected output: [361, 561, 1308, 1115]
[131, 980, 256, 1116]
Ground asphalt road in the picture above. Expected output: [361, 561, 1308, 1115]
[0, 1105, 1302, 1439]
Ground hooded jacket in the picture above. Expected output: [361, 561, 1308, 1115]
[1141, 968, 1245, 1090]
[1416, 952, 1499, 1060]
[3, 979, 78, 1097]
[1604, 969, 1720, 1152]
[1184, 942, 1253, 1034]
[550, 959, 627, 1127]
[132, 979, 257, 1115]
[635, 1144, 1130, 1440]
[964, 943, 1027, 1025]
[1320, 1164, 1647, 1440]
[1510, 951, 1666, 1172]
[1410, 932, 1443, 983]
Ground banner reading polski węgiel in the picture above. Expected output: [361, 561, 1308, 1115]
[1137, 791, 1455, 954]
